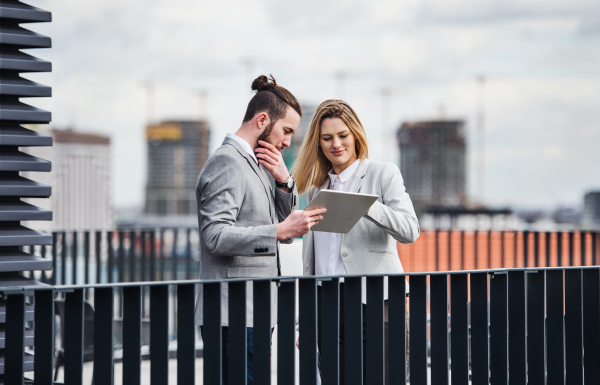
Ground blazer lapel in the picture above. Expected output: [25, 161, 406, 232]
[348, 159, 369, 193]
[223, 137, 275, 213]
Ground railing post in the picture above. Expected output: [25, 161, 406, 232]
[95, 231, 102, 284]
[253, 279, 272, 385]
[94, 287, 114, 385]
[186, 229, 192, 279]
[582, 268, 600, 384]
[34, 289, 55, 385]
[5, 293, 26, 385]
[546, 269, 565, 385]
[345, 276, 364, 384]
[150, 285, 169, 385]
[177, 283, 196, 385]
[229, 281, 247, 385]
[64, 288, 85, 385]
[72, 231, 78, 285]
[277, 279, 296, 385]
[471, 272, 489, 385]
[526, 270, 545, 385]
[451, 274, 469, 385]
[388, 276, 407, 385]
[508, 270, 526, 385]
[409, 275, 427, 385]
[321, 278, 341, 385]
[204, 282, 223, 385]
[299, 277, 318, 385]
[123, 286, 142, 384]
[366, 276, 385, 384]
[430, 274, 448, 385]
[565, 269, 583, 384]
[489, 272, 508, 385]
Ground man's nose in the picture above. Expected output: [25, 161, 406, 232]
[282, 137, 291, 148]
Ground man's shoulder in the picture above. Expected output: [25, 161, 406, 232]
[204, 144, 245, 169]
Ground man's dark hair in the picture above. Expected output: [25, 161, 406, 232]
[242, 75, 302, 124]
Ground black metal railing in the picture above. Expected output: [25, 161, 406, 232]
[3, 266, 600, 384]
[22, 228, 200, 286]
[22, 229, 600, 286]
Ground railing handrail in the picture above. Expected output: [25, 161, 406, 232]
[4, 265, 600, 293]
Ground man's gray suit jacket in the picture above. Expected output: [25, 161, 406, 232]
[195, 136, 298, 327]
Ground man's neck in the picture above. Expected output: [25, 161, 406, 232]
[234, 126, 258, 150]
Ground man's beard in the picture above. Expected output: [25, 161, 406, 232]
[257, 121, 283, 150]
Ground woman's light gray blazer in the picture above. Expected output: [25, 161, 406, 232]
[302, 159, 419, 278]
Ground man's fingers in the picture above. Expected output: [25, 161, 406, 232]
[258, 140, 281, 155]
[256, 152, 278, 165]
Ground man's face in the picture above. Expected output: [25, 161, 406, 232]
[258, 106, 301, 150]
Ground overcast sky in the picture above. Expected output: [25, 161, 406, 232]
[25, 0, 600, 210]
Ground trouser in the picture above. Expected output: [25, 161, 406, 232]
[200, 327, 268, 385]
[317, 284, 410, 385]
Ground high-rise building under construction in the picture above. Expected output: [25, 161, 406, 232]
[144, 120, 210, 216]
[397, 120, 467, 214]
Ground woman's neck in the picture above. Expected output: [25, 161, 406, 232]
[331, 155, 358, 175]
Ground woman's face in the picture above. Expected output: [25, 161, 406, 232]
[319, 117, 358, 170]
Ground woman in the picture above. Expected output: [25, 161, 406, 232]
[293, 99, 419, 384]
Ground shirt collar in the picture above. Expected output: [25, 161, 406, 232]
[328, 159, 361, 184]
[226, 133, 258, 164]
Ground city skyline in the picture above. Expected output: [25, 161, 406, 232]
[23, 0, 600, 210]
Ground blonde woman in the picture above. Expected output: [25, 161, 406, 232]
[293, 99, 419, 384]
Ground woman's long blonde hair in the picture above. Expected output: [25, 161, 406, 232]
[292, 99, 369, 195]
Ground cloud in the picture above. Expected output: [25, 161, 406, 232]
[22, 0, 600, 209]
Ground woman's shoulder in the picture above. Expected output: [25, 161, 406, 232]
[365, 160, 400, 176]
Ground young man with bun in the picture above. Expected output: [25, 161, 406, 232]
[195, 75, 326, 384]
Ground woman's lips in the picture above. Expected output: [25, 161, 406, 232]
[331, 150, 345, 156]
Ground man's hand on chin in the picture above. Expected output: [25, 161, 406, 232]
[255, 140, 291, 186]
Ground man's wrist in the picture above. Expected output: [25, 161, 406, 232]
[276, 223, 289, 241]
[276, 175, 294, 190]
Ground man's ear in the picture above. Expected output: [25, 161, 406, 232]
[256, 112, 269, 129]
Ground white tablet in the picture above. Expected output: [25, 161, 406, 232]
[305, 189, 378, 234]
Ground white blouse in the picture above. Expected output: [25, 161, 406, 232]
[313, 159, 361, 277]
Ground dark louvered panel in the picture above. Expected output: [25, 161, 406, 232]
[0, 124, 52, 146]
[0, 75, 52, 97]
[0, 200, 52, 221]
[0, 24, 51, 48]
[0, 173, 51, 197]
[0, 49, 51, 72]
[0, 249, 52, 271]
[1, 1, 52, 380]
[0, 224, 52, 247]
[0, 1, 51, 23]
[0, 99, 51, 122]
[0, 150, 51, 171]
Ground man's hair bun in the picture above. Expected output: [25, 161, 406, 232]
[251, 74, 278, 92]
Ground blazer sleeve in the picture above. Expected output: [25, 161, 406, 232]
[274, 184, 299, 244]
[197, 154, 278, 257]
[363, 163, 420, 244]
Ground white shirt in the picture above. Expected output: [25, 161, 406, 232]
[314, 159, 361, 277]
[226, 133, 258, 164]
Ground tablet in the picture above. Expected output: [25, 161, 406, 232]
[305, 189, 378, 233]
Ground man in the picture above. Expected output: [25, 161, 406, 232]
[195, 75, 326, 384]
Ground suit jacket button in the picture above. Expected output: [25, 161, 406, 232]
[342, 251, 348, 257]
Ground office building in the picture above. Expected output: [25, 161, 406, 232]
[22, 128, 113, 231]
[582, 191, 600, 227]
[397, 120, 467, 214]
[144, 120, 210, 216]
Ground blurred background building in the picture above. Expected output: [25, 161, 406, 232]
[143, 120, 210, 218]
[22, 127, 113, 232]
[582, 191, 600, 227]
[397, 119, 467, 215]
